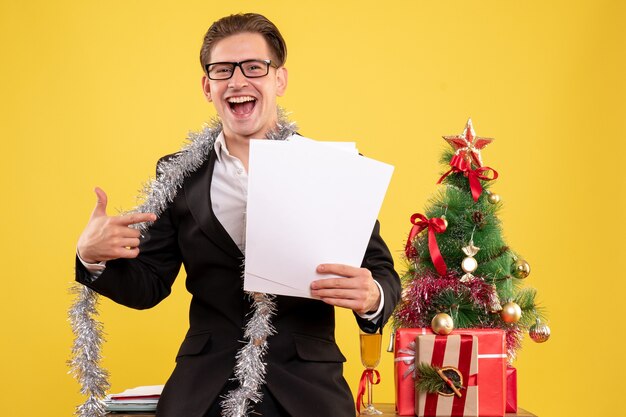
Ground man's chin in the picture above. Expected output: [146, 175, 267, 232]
[223, 124, 266, 141]
[221, 111, 276, 140]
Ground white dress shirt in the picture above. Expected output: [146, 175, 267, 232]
[211, 132, 248, 253]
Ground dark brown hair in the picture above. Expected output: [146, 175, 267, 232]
[200, 13, 287, 73]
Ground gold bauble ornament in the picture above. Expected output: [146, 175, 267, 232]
[529, 319, 551, 343]
[431, 312, 454, 335]
[487, 192, 500, 204]
[512, 259, 531, 279]
[500, 302, 522, 323]
[441, 216, 449, 229]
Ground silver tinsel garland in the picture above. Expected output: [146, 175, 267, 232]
[68, 284, 110, 417]
[220, 291, 277, 416]
[69, 109, 297, 417]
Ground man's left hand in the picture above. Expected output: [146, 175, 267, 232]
[310, 264, 381, 315]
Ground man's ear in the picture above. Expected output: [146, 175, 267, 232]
[201, 75, 212, 102]
[275, 67, 288, 97]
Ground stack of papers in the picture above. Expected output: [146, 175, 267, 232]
[244, 135, 394, 298]
[104, 385, 163, 412]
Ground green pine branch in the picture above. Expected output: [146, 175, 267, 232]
[434, 289, 484, 328]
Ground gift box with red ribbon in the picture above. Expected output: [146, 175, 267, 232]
[505, 366, 517, 413]
[394, 328, 506, 417]
[414, 334, 479, 417]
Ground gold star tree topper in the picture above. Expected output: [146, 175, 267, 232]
[443, 118, 494, 167]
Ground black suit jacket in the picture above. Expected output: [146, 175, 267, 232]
[76, 148, 401, 417]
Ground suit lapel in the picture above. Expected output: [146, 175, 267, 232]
[184, 149, 243, 259]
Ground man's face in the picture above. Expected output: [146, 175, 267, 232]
[202, 32, 288, 142]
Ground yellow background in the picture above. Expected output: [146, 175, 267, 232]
[1, 1, 624, 416]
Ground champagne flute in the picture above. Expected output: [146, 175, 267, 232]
[359, 330, 382, 415]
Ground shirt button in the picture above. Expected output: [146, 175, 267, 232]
[237, 168, 244, 175]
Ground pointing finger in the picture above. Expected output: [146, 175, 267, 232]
[116, 212, 157, 226]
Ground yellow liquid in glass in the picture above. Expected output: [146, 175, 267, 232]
[359, 332, 382, 369]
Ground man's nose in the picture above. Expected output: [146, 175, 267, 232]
[228, 66, 248, 88]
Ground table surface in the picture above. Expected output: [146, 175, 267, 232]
[107, 403, 537, 416]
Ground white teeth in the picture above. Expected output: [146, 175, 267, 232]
[227, 96, 255, 103]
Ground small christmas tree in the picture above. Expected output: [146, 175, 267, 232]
[393, 119, 550, 361]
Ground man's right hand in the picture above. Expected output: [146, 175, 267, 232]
[77, 187, 157, 263]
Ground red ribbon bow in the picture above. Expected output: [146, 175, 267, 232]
[356, 369, 381, 414]
[437, 154, 498, 202]
[404, 213, 448, 275]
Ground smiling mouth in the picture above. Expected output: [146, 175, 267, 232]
[228, 96, 257, 115]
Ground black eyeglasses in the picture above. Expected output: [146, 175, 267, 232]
[205, 59, 277, 80]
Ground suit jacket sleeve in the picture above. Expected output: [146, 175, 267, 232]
[355, 220, 401, 333]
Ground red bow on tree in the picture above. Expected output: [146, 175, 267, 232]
[437, 154, 498, 202]
[404, 213, 448, 275]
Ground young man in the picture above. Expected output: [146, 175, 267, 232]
[76, 13, 400, 417]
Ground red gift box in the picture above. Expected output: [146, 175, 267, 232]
[415, 334, 479, 417]
[395, 328, 506, 417]
[505, 366, 517, 413]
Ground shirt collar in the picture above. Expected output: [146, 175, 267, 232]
[214, 131, 229, 163]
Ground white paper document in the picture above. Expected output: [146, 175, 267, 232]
[109, 385, 164, 399]
[243, 136, 394, 299]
